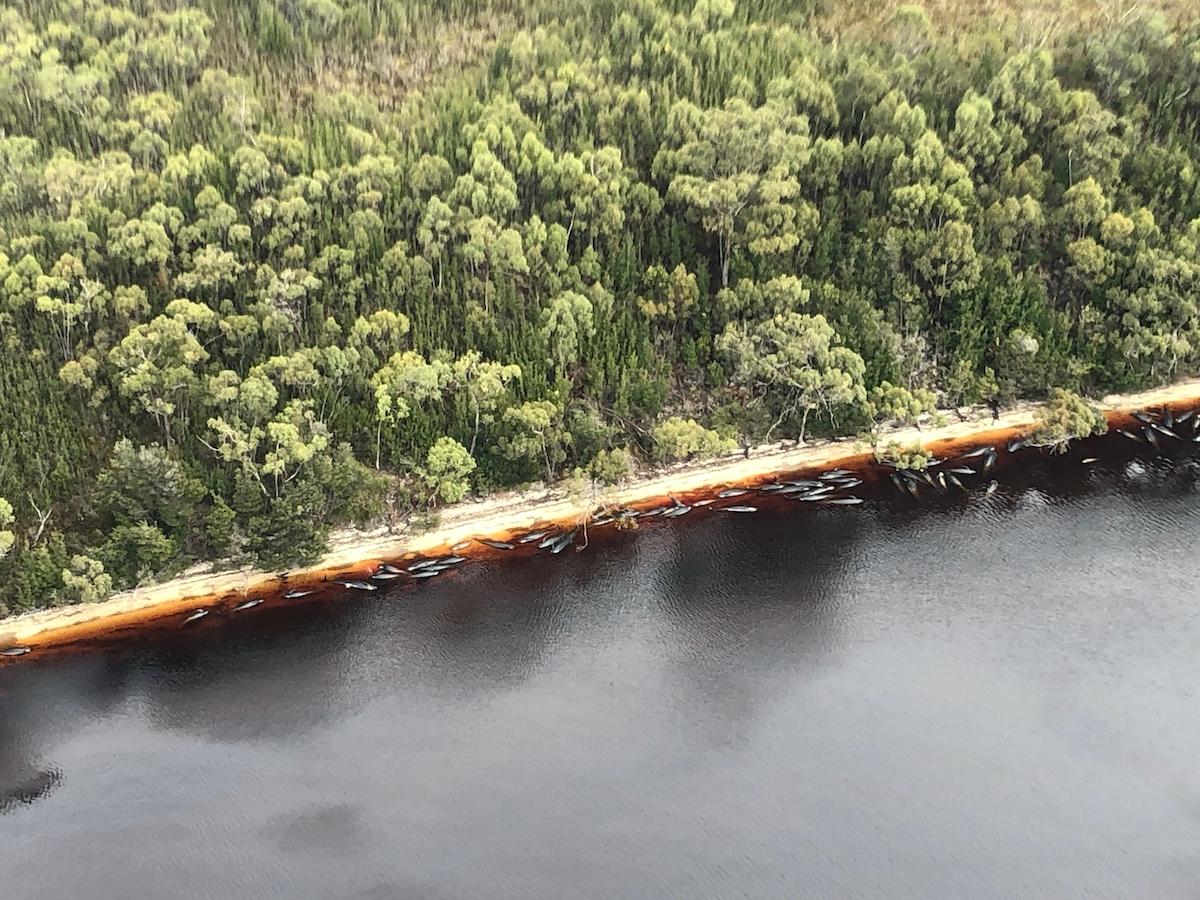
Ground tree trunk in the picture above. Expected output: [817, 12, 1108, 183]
[764, 407, 787, 443]
[764, 396, 798, 443]
[469, 401, 481, 457]
[541, 437, 553, 484]
[799, 406, 811, 445]
[719, 233, 731, 288]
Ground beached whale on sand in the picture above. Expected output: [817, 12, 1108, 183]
[477, 538, 515, 550]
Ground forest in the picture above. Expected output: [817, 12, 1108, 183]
[1, 0, 1198, 614]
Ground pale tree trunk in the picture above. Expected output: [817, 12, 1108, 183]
[719, 232, 731, 288]
[764, 396, 799, 443]
[469, 401, 481, 457]
[541, 435, 553, 484]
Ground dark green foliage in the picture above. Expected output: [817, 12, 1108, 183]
[98, 441, 206, 534]
[245, 481, 331, 571]
[4, 533, 71, 615]
[99, 523, 180, 588]
[202, 496, 238, 557]
[310, 443, 389, 526]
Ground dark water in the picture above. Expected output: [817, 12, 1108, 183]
[3, 453, 1200, 899]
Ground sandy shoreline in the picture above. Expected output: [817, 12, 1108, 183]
[3, 378, 1199, 656]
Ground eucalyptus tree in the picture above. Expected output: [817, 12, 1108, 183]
[719, 313, 867, 443]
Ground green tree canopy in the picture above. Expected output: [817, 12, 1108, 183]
[719, 313, 867, 442]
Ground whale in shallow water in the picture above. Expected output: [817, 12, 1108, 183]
[370, 572, 402, 580]
[721, 505, 758, 513]
[549, 530, 578, 554]
[820, 497, 863, 505]
[337, 580, 378, 591]
[519, 531, 549, 543]
[1143, 425, 1161, 450]
[409, 570, 440, 579]
[232, 598, 263, 612]
[797, 491, 834, 501]
[181, 609, 210, 625]
[283, 589, 314, 599]
[718, 488, 749, 498]
[985, 481, 998, 495]
[0, 646, 31, 657]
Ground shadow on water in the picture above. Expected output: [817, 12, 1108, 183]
[0, 767, 61, 815]
[0, 681, 64, 817]
[630, 507, 867, 742]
